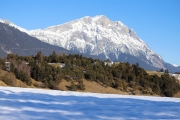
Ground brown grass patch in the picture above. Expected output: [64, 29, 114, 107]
[0, 81, 7, 86]
[15, 80, 29, 87]
[0, 69, 31, 88]
[146, 70, 163, 77]
[174, 92, 180, 98]
[49, 63, 62, 68]
[0, 69, 16, 86]
[57, 79, 71, 91]
[57, 79, 128, 95]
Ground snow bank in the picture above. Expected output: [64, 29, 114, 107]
[0, 86, 180, 120]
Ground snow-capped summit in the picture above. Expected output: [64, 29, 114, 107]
[27, 15, 165, 69]
[173, 64, 179, 67]
[0, 19, 27, 33]
[4, 16, 179, 70]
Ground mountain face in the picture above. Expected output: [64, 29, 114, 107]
[0, 21, 70, 57]
[0, 16, 179, 72]
[27, 15, 165, 70]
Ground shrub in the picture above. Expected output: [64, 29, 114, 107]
[1, 73, 16, 86]
[69, 82, 77, 91]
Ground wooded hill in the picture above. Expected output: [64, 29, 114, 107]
[0, 51, 179, 97]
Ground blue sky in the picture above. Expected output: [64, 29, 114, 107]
[1, 0, 180, 65]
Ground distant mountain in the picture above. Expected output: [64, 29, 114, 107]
[0, 22, 70, 57]
[0, 17, 179, 73]
[173, 64, 180, 67]
[27, 15, 165, 70]
[164, 62, 180, 74]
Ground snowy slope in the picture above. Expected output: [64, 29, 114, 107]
[0, 19, 27, 33]
[173, 64, 180, 67]
[0, 86, 180, 120]
[0, 21, 70, 57]
[27, 15, 165, 69]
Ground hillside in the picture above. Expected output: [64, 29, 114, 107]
[0, 52, 180, 97]
[146, 70, 164, 77]
[0, 69, 129, 95]
[0, 69, 30, 87]
[0, 22, 70, 57]
[1, 69, 180, 97]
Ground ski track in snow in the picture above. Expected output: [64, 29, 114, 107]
[0, 86, 180, 120]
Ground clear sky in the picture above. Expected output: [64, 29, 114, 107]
[1, 0, 180, 66]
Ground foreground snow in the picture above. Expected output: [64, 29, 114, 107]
[0, 86, 180, 120]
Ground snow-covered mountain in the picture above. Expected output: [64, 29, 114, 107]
[1, 16, 179, 72]
[27, 15, 165, 69]
[173, 64, 180, 67]
[0, 19, 27, 33]
[0, 20, 70, 57]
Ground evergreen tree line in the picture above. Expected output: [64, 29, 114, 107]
[0, 51, 179, 97]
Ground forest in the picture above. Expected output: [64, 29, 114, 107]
[0, 51, 179, 97]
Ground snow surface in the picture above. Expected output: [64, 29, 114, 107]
[0, 19, 27, 33]
[173, 64, 179, 67]
[171, 74, 180, 80]
[0, 86, 180, 120]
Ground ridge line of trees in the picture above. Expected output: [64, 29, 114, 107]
[0, 51, 179, 97]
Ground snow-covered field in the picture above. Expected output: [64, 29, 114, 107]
[0, 86, 180, 120]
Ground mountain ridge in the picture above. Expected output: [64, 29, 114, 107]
[0, 16, 179, 72]
[0, 22, 70, 57]
[27, 15, 166, 69]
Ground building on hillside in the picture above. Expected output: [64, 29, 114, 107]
[104, 62, 114, 66]
[5, 61, 29, 72]
[48, 63, 66, 68]
[60, 63, 66, 68]
[24, 62, 29, 65]
[114, 61, 120, 64]
[5, 62, 10, 71]
[83, 70, 86, 73]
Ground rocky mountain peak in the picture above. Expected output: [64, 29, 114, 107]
[1, 16, 171, 70]
[2, 16, 180, 72]
[0, 19, 11, 24]
[27, 15, 166, 70]
[92, 15, 111, 27]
